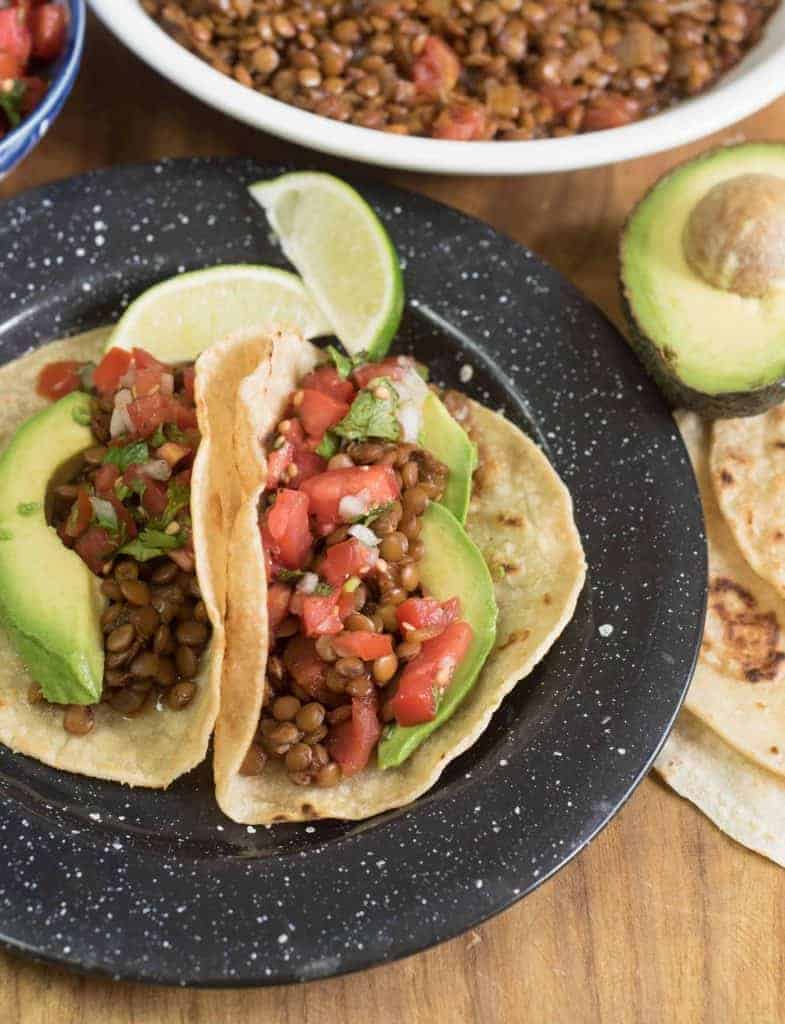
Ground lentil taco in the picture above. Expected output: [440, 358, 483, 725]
[0, 324, 280, 787]
[215, 336, 586, 822]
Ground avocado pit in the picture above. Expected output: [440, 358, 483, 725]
[683, 173, 785, 299]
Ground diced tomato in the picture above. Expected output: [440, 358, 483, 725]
[141, 478, 168, 517]
[0, 53, 21, 79]
[30, 3, 67, 61]
[432, 101, 488, 141]
[0, 7, 32, 65]
[19, 75, 46, 116]
[94, 463, 120, 497]
[321, 538, 378, 588]
[300, 366, 356, 404]
[332, 631, 393, 661]
[413, 36, 460, 98]
[182, 365, 196, 403]
[169, 397, 198, 430]
[283, 635, 330, 700]
[267, 582, 292, 633]
[538, 85, 584, 115]
[36, 360, 81, 400]
[168, 546, 195, 572]
[291, 447, 327, 486]
[74, 526, 116, 575]
[583, 93, 640, 132]
[64, 486, 91, 539]
[266, 441, 294, 490]
[264, 488, 312, 570]
[328, 693, 382, 777]
[108, 495, 137, 541]
[390, 620, 473, 726]
[126, 392, 168, 437]
[396, 596, 460, 640]
[297, 388, 349, 438]
[299, 590, 343, 637]
[300, 465, 400, 528]
[352, 356, 413, 389]
[134, 367, 165, 397]
[93, 348, 132, 394]
[131, 347, 168, 374]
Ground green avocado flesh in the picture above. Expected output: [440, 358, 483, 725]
[377, 501, 497, 770]
[0, 392, 104, 705]
[621, 143, 785, 407]
[418, 391, 477, 525]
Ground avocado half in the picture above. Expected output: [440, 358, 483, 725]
[620, 143, 785, 418]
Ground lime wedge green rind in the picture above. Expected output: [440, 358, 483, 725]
[107, 264, 331, 360]
[249, 172, 404, 361]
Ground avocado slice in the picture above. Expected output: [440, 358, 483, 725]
[377, 501, 497, 770]
[620, 143, 785, 417]
[0, 392, 104, 705]
[418, 391, 477, 525]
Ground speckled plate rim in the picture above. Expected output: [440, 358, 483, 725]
[0, 159, 706, 987]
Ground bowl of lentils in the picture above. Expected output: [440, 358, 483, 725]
[89, 0, 785, 174]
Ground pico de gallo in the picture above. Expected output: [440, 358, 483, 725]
[35, 346, 209, 736]
[240, 348, 475, 788]
[0, 2, 68, 141]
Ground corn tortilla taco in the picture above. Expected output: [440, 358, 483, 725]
[215, 337, 586, 822]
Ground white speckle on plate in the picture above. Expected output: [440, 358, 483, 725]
[459, 364, 474, 383]
[598, 623, 614, 638]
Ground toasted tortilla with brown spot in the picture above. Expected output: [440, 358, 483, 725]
[0, 327, 273, 787]
[214, 344, 586, 823]
[678, 412, 785, 778]
[710, 407, 785, 598]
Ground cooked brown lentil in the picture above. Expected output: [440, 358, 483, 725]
[140, 0, 778, 140]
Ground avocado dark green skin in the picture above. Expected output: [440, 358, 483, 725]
[618, 278, 785, 419]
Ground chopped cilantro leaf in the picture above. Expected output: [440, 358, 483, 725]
[103, 441, 149, 471]
[150, 426, 166, 448]
[315, 431, 339, 459]
[277, 568, 305, 583]
[359, 502, 394, 527]
[0, 80, 26, 130]
[165, 424, 188, 444]
[118, 529, 184, 562]
[325, 344, 365, 379]
[114, 480, 132, 501]
[333, 377, 400, 442]
[150, 481, 190, 529]
[313, 582, 334, 596]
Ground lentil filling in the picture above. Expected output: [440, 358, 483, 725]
[142, 0, 778, 141]
[36, 347, 211, 736]
[240, 352, 476, 786]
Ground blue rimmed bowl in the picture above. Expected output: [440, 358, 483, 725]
[0, 0, 85, 179]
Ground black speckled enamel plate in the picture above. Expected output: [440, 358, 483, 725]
[0, 159, 705, 987]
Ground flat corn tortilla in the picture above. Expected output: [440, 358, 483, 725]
[678, 411, 785, 779]
[710, 407, 785, 598]
[655, 710, 785, 869]
[215, 361, 586, 822]
[0, 327, 272, 787]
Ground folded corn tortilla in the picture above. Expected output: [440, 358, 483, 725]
[214, 336, 586, 822]
[0, 326, 274, 787]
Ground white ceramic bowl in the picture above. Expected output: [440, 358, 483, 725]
[91, 0, 785, 175]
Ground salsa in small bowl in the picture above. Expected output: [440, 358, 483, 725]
[0, 0, 84, 178]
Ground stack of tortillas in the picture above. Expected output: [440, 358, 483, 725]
[655, 407, 785, 865]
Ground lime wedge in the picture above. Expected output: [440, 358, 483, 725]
[107, 264, 331, 360]
[249, 173, 404, 360]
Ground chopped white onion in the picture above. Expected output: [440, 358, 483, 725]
[338, 492, 370, 522]
[160, 372, 174, 396]
[110, 405, 133, 439]
[89, 497, 117, 527]
[142, 459, 172, 481]
[296, 572, 319, 595]
[398, 402, 421, 443]
[348, 523, 379, 548]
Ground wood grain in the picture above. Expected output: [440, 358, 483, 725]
[3, 15, 785, 1023]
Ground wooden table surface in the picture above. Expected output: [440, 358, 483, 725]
[2, 15, 784, 1024]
